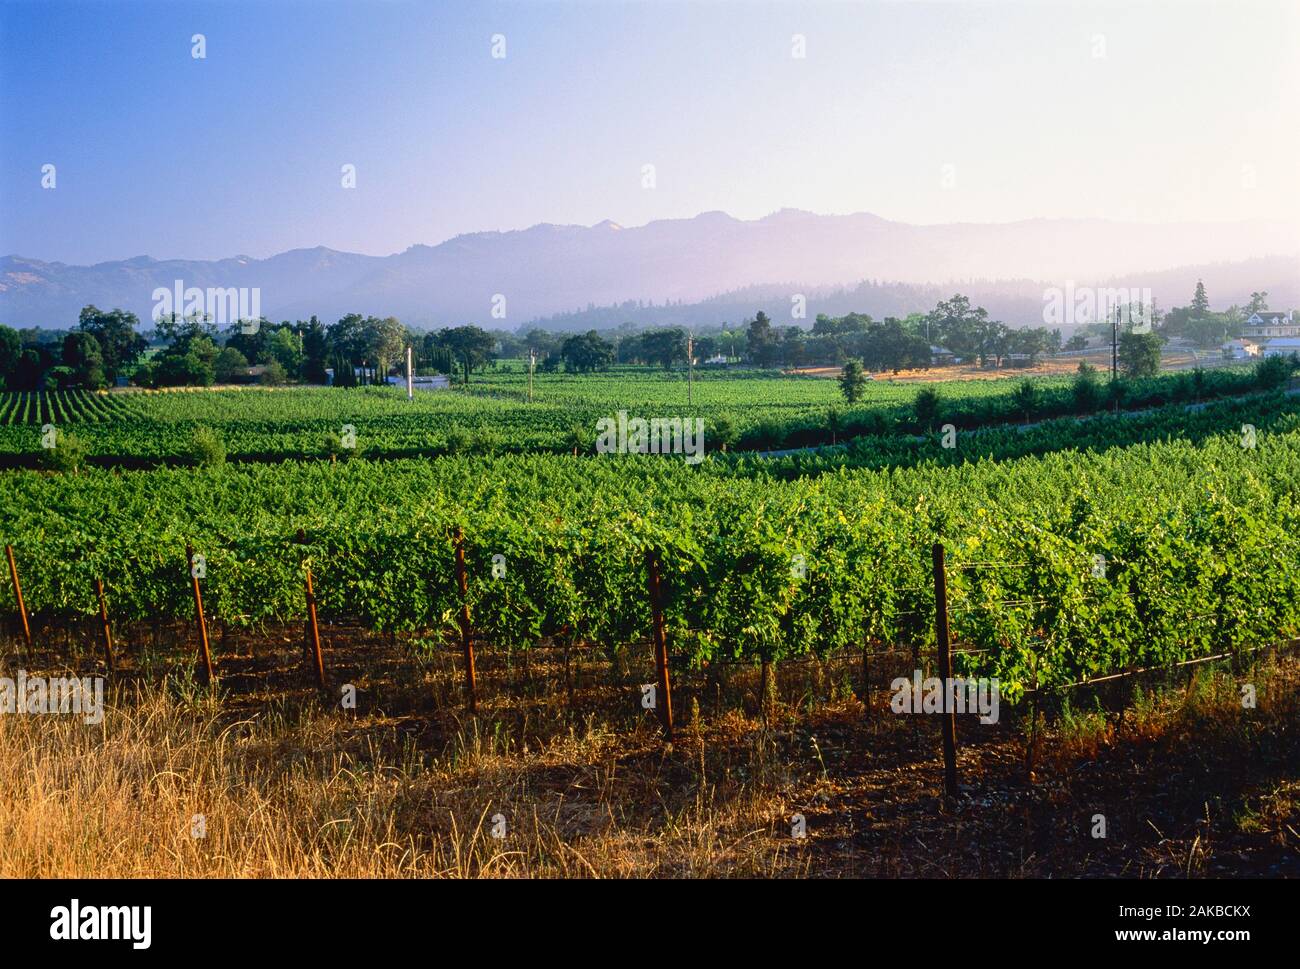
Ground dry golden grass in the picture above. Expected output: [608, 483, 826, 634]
[0, 672, 807, 878]
[0, 628, 1294, 878]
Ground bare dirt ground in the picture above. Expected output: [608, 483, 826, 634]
[1, 620, 1294, 878]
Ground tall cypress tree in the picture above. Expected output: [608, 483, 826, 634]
[1191, 280, 1210, 317]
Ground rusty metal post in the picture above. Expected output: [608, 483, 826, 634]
[454, 527, 477, 713]
[931, 543, 959, 797]
[5, 544, 32, 657]
[645, 549, 674, 741]
[186, 544, 215, 685]
[305, 568, 325, 688]
[94, 578, 115, 673]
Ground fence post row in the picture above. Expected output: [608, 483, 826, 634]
[94, 578, 115, 674]
[454, 527, 478, 714]
[186, 544, 215, 685]
[930, 542, 960, 798]
[5, 544, 32, 657]
[644, 549, 674, 741]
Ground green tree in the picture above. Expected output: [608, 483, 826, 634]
[436, 325, 497, 383]
[565, 423, 594, 456]
[826, 406, 843, 445]
[327, 313, 369, 366]
[560, 331, 614, 373]
[61, 332, 107, 389]
[43, 366, 77, 391]
[0, 325, 22, 389]
[1190, 280, 1210, 317]
[223, 319, 270, 365]
[838, 359, 867, 403]
[1118, 332, 1162, 378]
[330, 352, 357, 387]
[13, 348, 44, 391]
[1184, 313, 1231, 348]
[914, 387, 942, 430]
[320, 429, 353, 462]
[1246, 292, 1269, 315]
[78, 305, 147, 381]
[1253, 354, 1293, 391]
[523, 328, 559, 359]
[259, 358, 288, 386]
[154, 311, 217, 354]
[188, 426, 226, 467]
[859, 319, 930, 372]
[746, 312, 779, 367]
[41, 429, 88, 474]
[130, 361, 155, 388]
[213, 347, 249, 382]
[926, 294, 1004, 365]
[641, 328, 688, 369]
[1071, 363, 1102, 413]
[153, 352, 214, 387]
[302, 317, 330, 383]
[268, 327, 304, 376]
[709, 415, 736, 452]
[363, 315, 407, 377]
[1010, 379, 1039, 423]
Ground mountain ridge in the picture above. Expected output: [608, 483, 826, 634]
[3, 210, 1297, 329]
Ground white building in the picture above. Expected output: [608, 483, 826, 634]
[1243, 310, 1298, 338]
[1221, 338, 1260, 360]
[386, 374, 451, 390]
[1261, 337, 1300, 359]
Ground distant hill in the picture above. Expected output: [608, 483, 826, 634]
[534, 256, 1300, 332]
[2, 210, 1296, 329]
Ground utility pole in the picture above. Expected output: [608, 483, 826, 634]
[1111, 304, 1119, 382]
[687, 332, 694, 405]
[528, 348, 536, 403]
[406, 345, 414, 400]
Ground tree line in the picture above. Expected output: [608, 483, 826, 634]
[0, 309, 516, 391]
[5, 284, 1270, 392]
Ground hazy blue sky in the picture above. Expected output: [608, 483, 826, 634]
[2, 0, 1296, 264]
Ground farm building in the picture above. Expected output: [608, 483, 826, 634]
[1221, 338, 1260, 361]
[1261, 337, 1300, 359]
[385, 374, 451, 390]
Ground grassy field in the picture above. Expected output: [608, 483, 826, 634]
[0, 361, 1271, 464]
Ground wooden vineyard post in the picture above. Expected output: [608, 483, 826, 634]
[931, 542, 959, 798]
[295, 529, 311, 666]
[860, 642, 871, 719]
[5, 544, 32, 658]
[186, 544, 215, 685]
[760, 658, 775, 723]
[304, 568, 325, 689]
[454, 527, 478, 714]
[644, 549, 674, 741]
[94, 578, 115, 674]
[1025, 653, 1040, 784]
